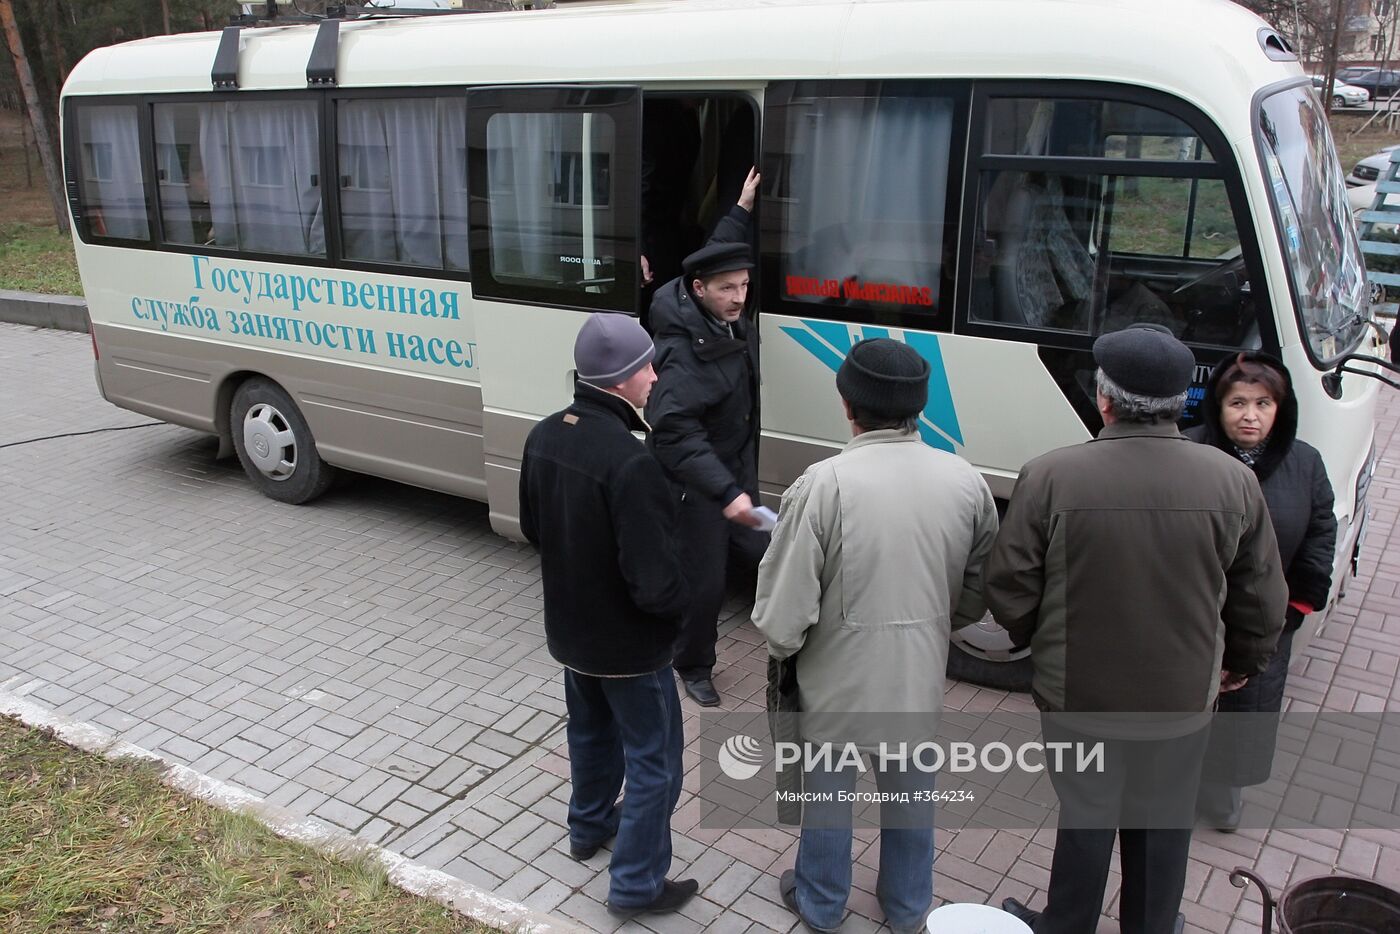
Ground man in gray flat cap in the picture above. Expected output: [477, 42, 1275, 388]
[986, 324, 1286, 934]
[519, 312, 698, 920]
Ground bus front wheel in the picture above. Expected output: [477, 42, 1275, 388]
[230, 378, 336, 504]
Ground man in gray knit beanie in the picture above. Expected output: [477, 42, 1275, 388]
[519, 312, 698, 919]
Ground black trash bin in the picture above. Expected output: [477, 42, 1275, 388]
[1232, 868, 1400, 933]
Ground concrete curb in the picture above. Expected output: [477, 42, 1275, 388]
[0, 681, 586, 934]
[0, 289, 88, 333]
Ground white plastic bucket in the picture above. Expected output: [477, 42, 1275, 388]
[925, 903, 1034, 933]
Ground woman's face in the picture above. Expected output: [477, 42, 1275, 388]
[1220, 381, 1278, 448]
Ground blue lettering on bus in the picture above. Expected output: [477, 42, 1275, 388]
[190, 256, 461, 319]
[779, 318, 963, 453]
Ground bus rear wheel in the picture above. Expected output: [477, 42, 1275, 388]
[230, 378, 336, 504]
[947, 614, 1033, 691]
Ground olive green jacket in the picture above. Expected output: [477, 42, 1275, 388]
[985, 420, 1287, 738]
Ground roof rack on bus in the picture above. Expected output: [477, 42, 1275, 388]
[213, 0, 598, 91]
[306, 19, 341, 87]
[211, 25, 244, 90]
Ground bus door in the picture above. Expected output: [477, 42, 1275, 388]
[465, 85, 642, 538]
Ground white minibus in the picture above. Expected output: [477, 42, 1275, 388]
[61, 0, 1396, 687]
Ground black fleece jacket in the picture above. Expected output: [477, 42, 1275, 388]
[644, 205, 760, 507]
[520, 382, 690, 676]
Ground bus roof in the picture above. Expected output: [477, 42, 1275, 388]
[63, 0, 1296, 138]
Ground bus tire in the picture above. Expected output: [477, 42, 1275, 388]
[230, 378, 336, 504]
[946, 643, 1033, 692]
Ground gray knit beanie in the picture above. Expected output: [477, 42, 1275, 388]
[574, 313, 655, 387]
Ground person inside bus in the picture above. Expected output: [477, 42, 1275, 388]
[1186, 352, 1336, 832]
[645, 167, 766, 709]
[639, 100, 702, 301]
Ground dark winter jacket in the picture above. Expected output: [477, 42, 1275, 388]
[1185, 351, 1337, 623]
[519, 382, 690, 676]
[985, 420, 1287, 736]
[645, 205, 760, 507]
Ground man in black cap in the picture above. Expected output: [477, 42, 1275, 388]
[519, 312, 698, 920]
[753, 338, 999, 934]
[985, 324, 1286, 934]
[645, 167, 763, 707]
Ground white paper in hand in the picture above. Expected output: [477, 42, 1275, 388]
[751, 506, 779, 532]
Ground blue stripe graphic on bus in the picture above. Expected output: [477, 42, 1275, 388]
[780, 320, 963, 452]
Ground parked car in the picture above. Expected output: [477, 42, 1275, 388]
[1310, 75, 1370, 108]
[1347, 182, 1399, 302]
[1334, 68, 1400, 101]
[1348, 143, 1400, 186]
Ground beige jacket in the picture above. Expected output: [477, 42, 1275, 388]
[752, 430, 999, 748]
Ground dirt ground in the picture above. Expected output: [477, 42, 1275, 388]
[0, 107, 64, 227]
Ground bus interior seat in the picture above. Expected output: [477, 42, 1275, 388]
[988, 177, 1097, 331]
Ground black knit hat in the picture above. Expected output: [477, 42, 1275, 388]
[1092, 323, 1195, 397]
[836, 339, 931, 419]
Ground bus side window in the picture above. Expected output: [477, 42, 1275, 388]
[70, 104, 150, 243]
[969, 96, 1261, 350]
[155, 100, 325, 258]
[334, 96, 469, 273]
[762, 80, 964, 330]
[466, 86, 640, 312]
[155, 103, 215, 247]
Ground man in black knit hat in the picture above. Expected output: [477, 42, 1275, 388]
[520, 312, 698, 920]
[753, 337, 1000, 934]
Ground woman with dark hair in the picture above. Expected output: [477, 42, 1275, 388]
[1186, 352, 1337, 830]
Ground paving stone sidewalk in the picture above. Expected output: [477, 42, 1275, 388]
[2, 320, 1398, 933]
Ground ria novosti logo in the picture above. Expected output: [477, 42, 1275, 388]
[716, 733, 1106, 778]
[717, 734, 766, 780]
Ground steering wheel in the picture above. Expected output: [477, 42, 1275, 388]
[1171, 255, 1249, 296]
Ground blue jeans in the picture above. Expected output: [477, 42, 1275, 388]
[795, 751, 936, 931]
[564, 667, 684, 908]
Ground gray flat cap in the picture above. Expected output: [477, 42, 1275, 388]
[1092, 323, 1195, 397]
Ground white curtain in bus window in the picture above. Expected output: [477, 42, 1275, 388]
[196, 100, 324, 256]
[776, 91, 952, 312]
[438, 98, 469, 273]
[154, 103, 215, 247]
[338, 98, 442, 267]
[486, 112, 616, 292]
[75, 105, 148, 240]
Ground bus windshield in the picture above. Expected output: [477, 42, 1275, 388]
[1257, 86, 1367, 364]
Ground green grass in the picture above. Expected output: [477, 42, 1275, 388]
[1329, 110, 1400, 174]
[0, 716, 498, 934]
[0, 221, 82, 296]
